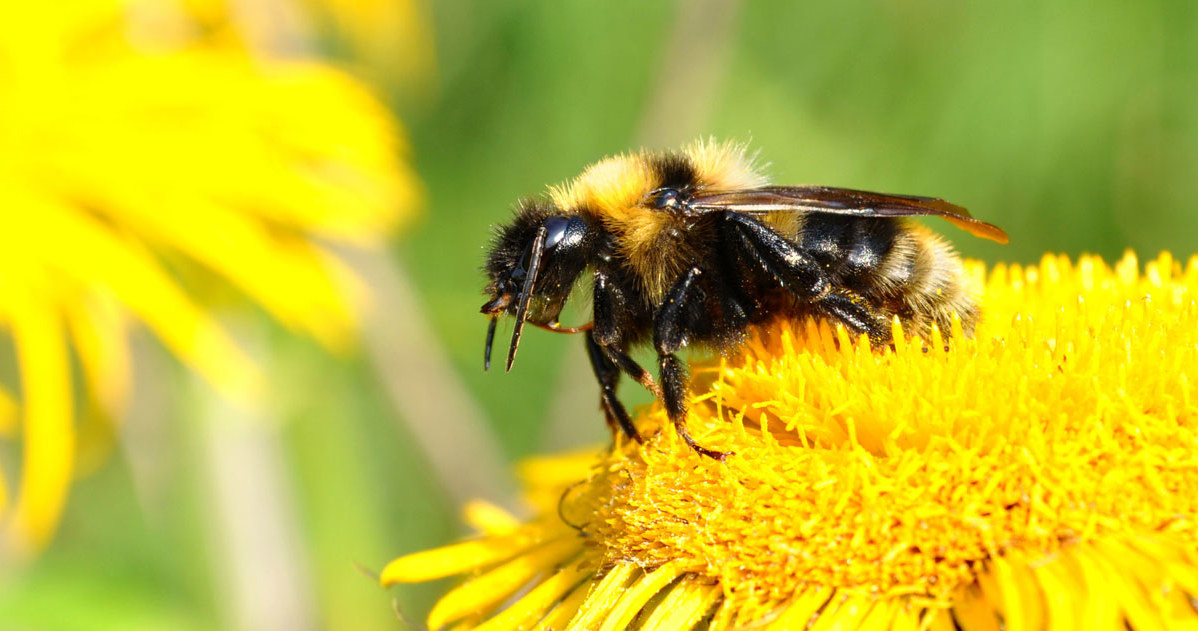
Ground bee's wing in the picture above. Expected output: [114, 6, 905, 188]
[688, 186, 1009, 244]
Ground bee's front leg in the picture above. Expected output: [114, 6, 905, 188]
[593, 271, 661, 393]
[654, 267, 730, 461]
[586, 270, 659, 443]
[584, 332, 641, 443]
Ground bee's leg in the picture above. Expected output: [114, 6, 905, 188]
[659, 354, 728, 461]
[589, 271, 639, 440]
[592, 271, 661, 396]
[607, 348, 661, 397]
[726, 212, 889, 343]
[724, 212, 829, 298]
[817, 290, 891, 346]
[655, 267, 730, 461]
[585, 330, 642, 443]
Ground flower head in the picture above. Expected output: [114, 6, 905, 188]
[168, 0, 437, 93]
[383, 252, 1198, 630]
[0, 2, 420, 553]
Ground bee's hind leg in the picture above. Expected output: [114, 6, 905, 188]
[655, 267, 731, 462]
[724, 212, 890, 347]
[816, 290, 891, 347]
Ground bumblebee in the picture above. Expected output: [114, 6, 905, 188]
[482, 140, 1007, 460]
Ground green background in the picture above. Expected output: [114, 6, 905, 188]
[4, 0, 1197, 629]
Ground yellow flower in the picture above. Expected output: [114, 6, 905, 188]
[173, 0, 437, 94]
[0, 2, 419, 553]
[382, 252, 1198, 630]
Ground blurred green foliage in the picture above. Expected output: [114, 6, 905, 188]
[5, 0, 1197, 629]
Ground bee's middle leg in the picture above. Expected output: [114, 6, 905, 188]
[654, 267, 730, 461]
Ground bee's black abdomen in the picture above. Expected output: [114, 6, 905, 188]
[787, 214, 976, 338]
[799, 215, 900, 294]
[840, 219, 903, 294]
[798, 214, 853, 265]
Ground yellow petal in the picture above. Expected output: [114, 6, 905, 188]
[638, 578, 721, 631]
[0, 462, 8, 520]
[426, 538, 580, 631]
[856, 598, 905, 631]
[807, 594, 875, 631]
[93, 197, 358, 350]
[565, 562, 637, 631]
[63, 287, 130, 416]
[0, 279, 74, 553]
[1068, 547, 1122, 630]
[706, 598, 737, 631]
[1030, 553, 1079, 631]
[20, 202, 260, 402]
[921, 609, 957, 631]
[987, 554, 1046, 631]
[461, 500, 521, 536]
[0, 383, 18, 437]
[597, 562, 685, 631]
[1090, 540, 1167, 631]
[948, 584, 1002, 631]
[381, 522, 560, 585]
[473, 560, 590, 631]
[888, 603, 923, 631]
[766, 585, 835, 631]
[532, 580, 592, 631]
[518, 449, 603, 489]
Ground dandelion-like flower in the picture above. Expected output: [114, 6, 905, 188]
[384, 252, 1198, 630]
[0, 3, 419, 552]
[172, 0, 437, 93]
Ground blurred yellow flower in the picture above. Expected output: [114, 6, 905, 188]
[174, 0, 437, 94]
[384, 253, 1198, 630]
[0, 1, 420, 554]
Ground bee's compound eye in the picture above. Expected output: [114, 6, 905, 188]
[649, 188, 681, 210]
[544, 217, 570, 251]
[543, 216, 587, 253]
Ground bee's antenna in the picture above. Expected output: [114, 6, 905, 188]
[506, 225, 548, 372]
[483, 316, 498, 371]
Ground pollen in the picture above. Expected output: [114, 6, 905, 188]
[384, 252, 1198, 630]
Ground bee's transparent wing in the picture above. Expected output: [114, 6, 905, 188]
[688, 186, 1009, 244]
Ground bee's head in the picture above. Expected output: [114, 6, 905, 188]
[481, 198, 594, 371]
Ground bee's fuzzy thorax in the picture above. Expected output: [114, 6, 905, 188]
[549, 139, 766, 218]
[546, 140, 767, 302]
[681, 137, 768, 191]
[548, 152, 653, 219]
